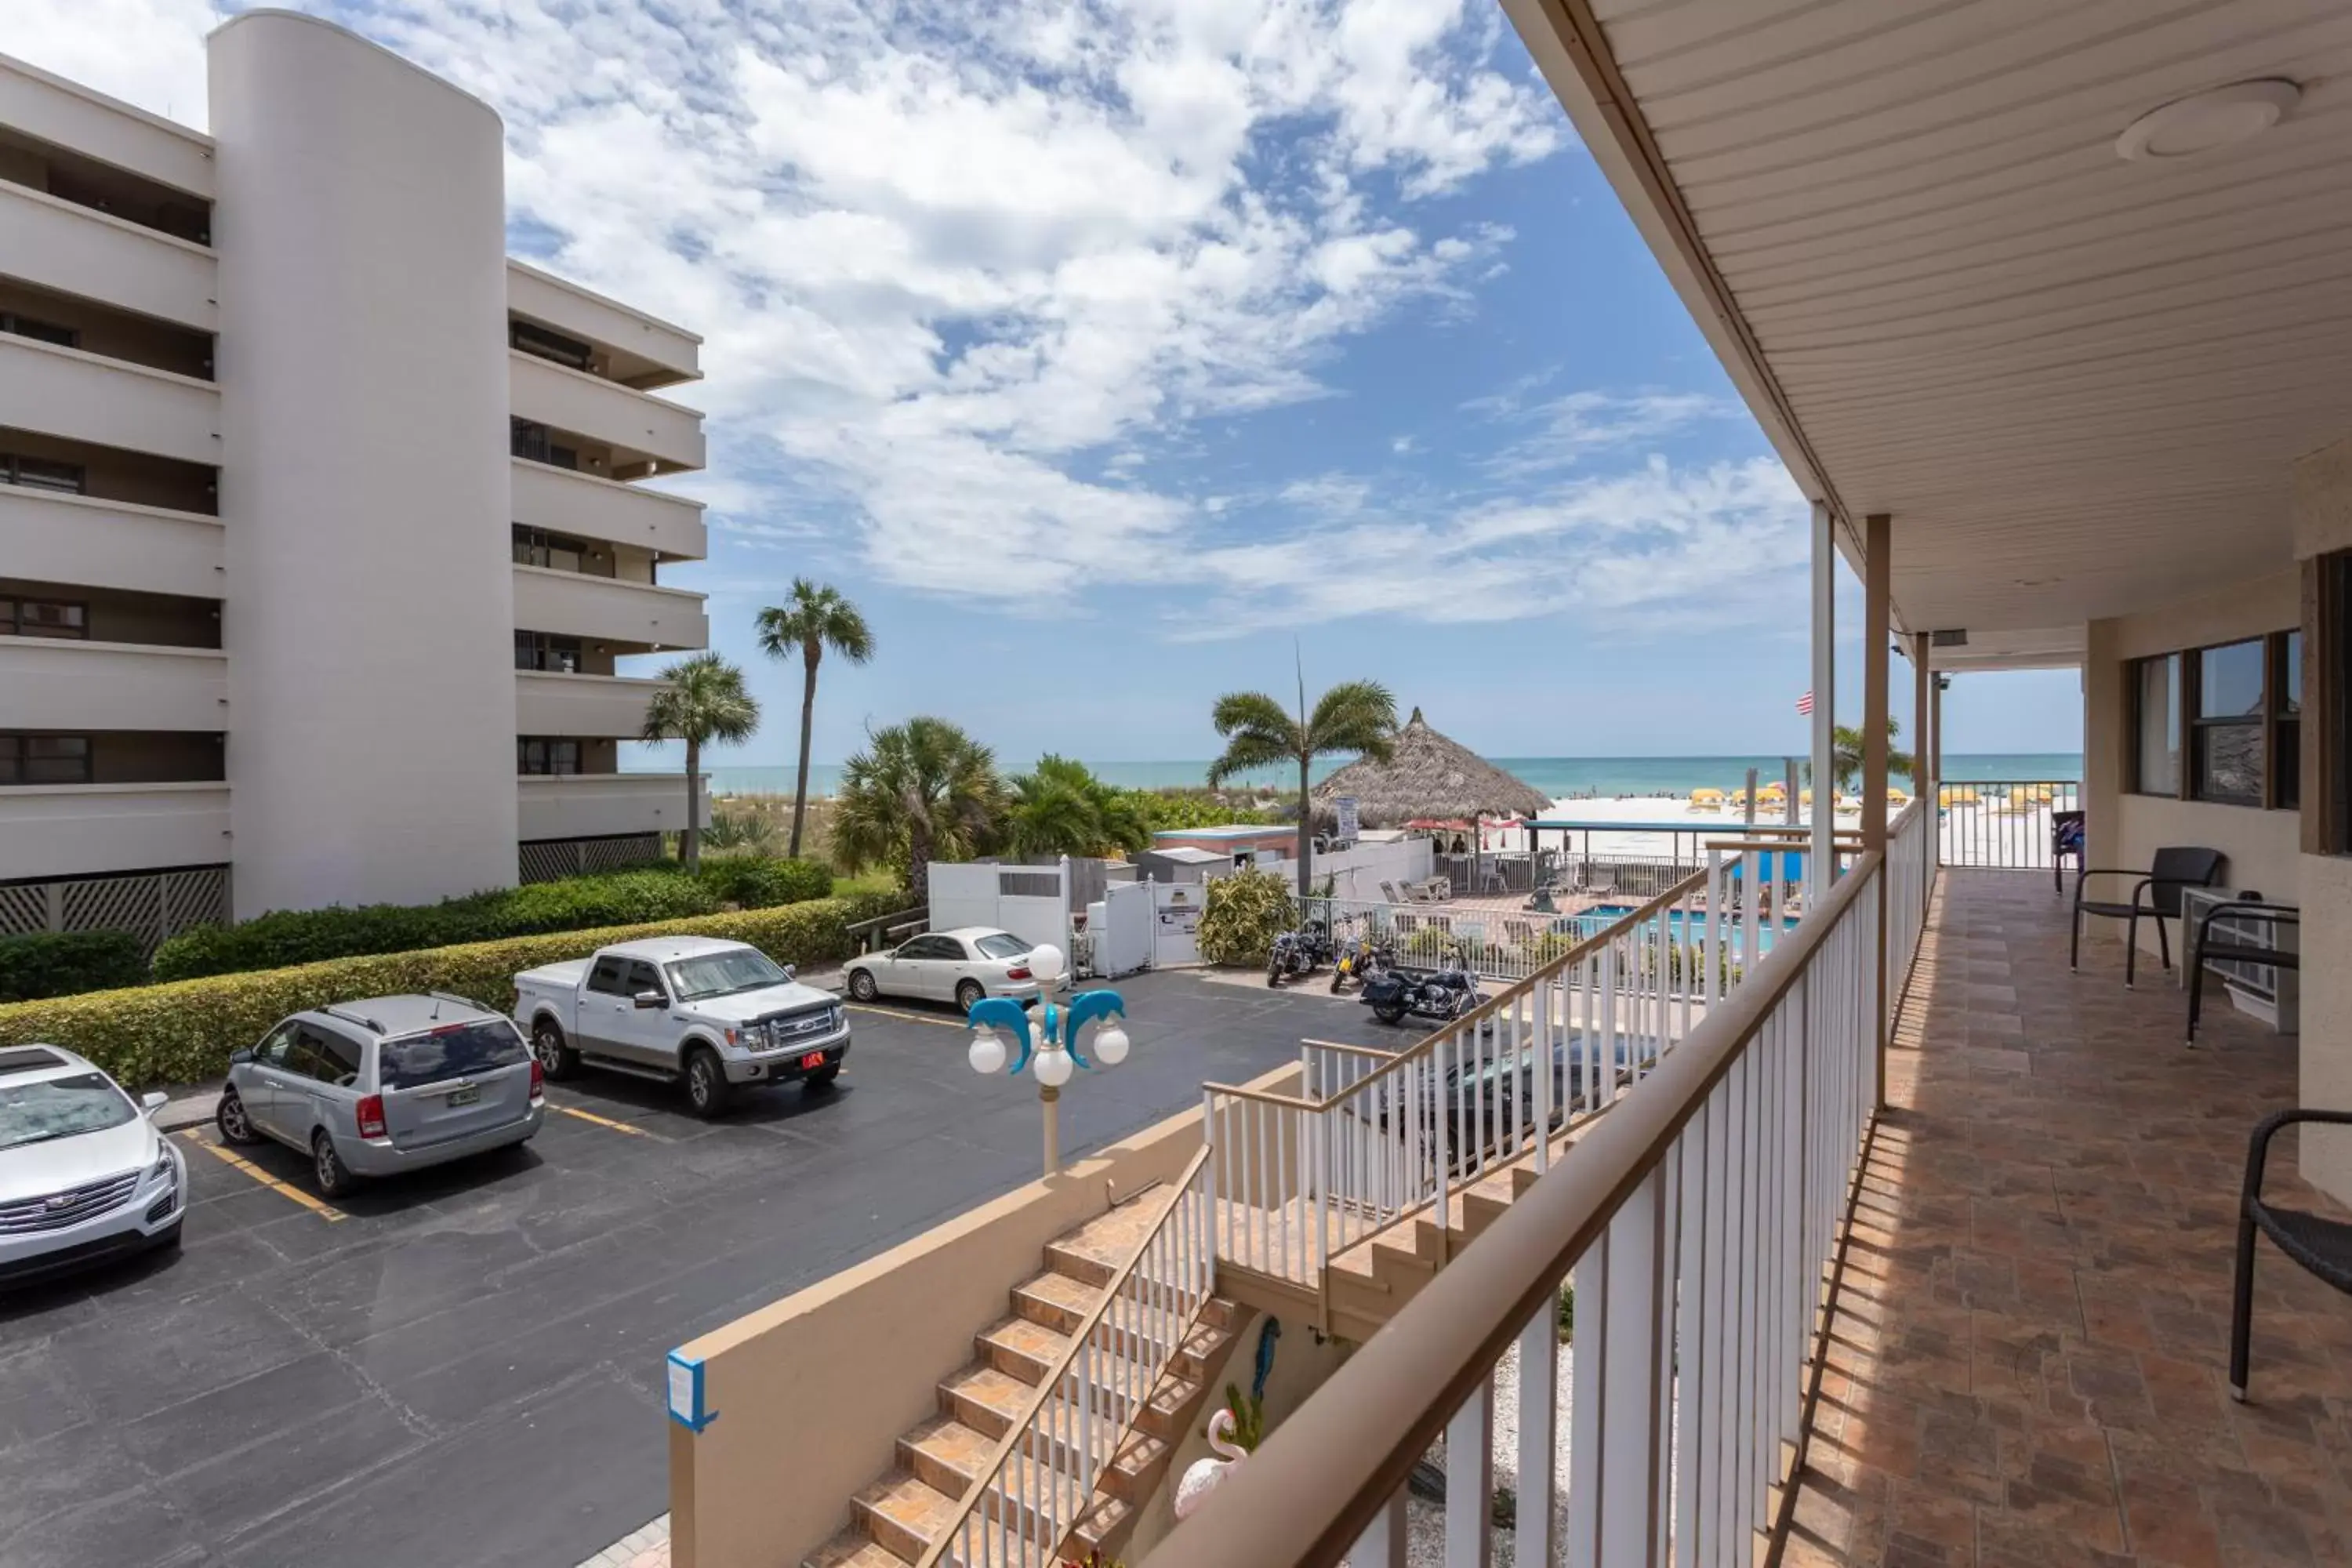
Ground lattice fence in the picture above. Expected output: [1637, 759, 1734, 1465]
[0, 866, 231, 958]
[518, 833, 664, 884]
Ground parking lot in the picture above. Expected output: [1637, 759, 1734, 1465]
[0, 971, 1382, 1568]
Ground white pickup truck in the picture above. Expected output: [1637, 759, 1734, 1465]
[513, 935, 850, 1117]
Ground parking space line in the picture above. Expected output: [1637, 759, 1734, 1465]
[844, 1003, 966, 1029]
[179, 1129, 347, 1222]
[553, 1104, 651, 1137]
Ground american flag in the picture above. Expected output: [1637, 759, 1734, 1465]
[1795, 689, 1815, 716]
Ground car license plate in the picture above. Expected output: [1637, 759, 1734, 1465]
[447, 1084, 480, 1106]
[800, 1051, 827, 1070]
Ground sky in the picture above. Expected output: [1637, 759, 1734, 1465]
[12, 0, 2085, 771]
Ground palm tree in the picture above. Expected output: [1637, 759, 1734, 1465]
[829, 717, 1004, 903]
[1208, 677, 1397, 897]
[641, 652, 760, 871]
[1006, 755, 1150, 858]
[755, 579, 877, 859]
[1829, 718, 1917, 792]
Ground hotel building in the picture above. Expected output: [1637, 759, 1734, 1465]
[0, 12, 710, 946]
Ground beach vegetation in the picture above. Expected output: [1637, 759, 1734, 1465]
[1195, 868, 1298, 967]
[1208, 677, 1398, 897]
[755, 579, 876, 860]
[644, 652, 762, 871]
[1005, 755, 1152, 858]
[830, 717, 1004, 903]
[1827, 720, 1916, 790]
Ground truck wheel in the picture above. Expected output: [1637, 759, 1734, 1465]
[684, 1047, 731, 1119]
[531, 1017, 581, 1081]
[804, 1065, 840, 1093]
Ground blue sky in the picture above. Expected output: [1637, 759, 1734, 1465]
[20, 0, 2084, 771]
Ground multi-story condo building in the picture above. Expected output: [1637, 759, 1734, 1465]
[0, 12, 710, 943]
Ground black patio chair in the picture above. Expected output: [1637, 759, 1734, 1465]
[2187, 898, 2299, 1047]
[2069, 845, 2223, 987]
[2230, 1109, 2352, 1403]
[2051, 809, 2085, 895]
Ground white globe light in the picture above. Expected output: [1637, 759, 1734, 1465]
[1093, 1021, 1130, 1067]
[967, 1028, 1007, 1076]
[1034, 1045, 1075, 1088]
[1029, 943, 1067, 986]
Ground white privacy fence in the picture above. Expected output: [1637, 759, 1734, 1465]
[1156, 806, 1921, 1568]
[916, 1149, 1216, 1568]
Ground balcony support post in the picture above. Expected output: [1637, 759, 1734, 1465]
[1912, 630, 1935, 909]
[1863, 512, 1892, 1110]
[1807, 500, 1835, 909]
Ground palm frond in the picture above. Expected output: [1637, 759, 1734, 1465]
[1207, 690, 1301, 785]
[642, 652, 761, 746]
[1306, 680, 1398, 764]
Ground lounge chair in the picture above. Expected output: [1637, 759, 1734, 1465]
[2187, 899, 2298, 1047]
[1379, 880, 1404, 905]
[2070, 845, 2224, 986]
[2230, 1109, 2352, 1403]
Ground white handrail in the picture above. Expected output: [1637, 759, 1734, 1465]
[916, 1149, 1216, 1568]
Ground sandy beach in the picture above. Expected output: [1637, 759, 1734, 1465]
[1478, 788, 2066, 869]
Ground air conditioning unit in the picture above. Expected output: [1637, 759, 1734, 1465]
[1931, 629, 1969, 648]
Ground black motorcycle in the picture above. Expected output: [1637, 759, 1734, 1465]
[1359, 946, 1482, 1025]
[1328, 934, 1393, 995]
[1266, 920, 1333, 987]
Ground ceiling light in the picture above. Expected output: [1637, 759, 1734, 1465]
[2117, 79, 2299, 161]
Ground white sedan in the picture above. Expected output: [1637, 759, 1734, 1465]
[1, 1044, 186, 1288]
[845, 927, 1043, 1013]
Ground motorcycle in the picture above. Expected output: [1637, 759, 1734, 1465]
[1328, 934, 1393, 995]
[1359, 946, 1483, 1026]
[1265, 920, 1333, 987]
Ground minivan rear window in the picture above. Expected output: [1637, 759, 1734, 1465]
[379, 1021, 528, 1090]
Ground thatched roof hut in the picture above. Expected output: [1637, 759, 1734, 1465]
[1313, 709, 1552, 829]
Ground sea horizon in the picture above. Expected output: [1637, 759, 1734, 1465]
[669, 751, 2085, 800]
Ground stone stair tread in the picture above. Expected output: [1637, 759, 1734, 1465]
[1049, 1189, 1169, 1273]
[803, 1530, 910, 1568]
[1013, 1269, 1102, 1325]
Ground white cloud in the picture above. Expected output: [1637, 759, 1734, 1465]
[1479, 388, 1743, 476]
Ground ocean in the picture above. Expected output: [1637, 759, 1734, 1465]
[690, 753, 2083, 799]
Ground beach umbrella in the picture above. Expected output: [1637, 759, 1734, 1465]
[1314, 709, 1551, 830]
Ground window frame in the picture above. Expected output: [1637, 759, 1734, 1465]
[0, 453, 87, 494]
[2130, 652, 2182, 797]
[0, 733, 94, 786]
[2, 597, 89, 640]
[2187, 636, 2268, 808]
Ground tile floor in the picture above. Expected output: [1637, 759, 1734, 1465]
[1788, 872, 2352, 1566]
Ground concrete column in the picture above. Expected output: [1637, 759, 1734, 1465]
[1863, 514, 1891, 1108]
[1912, 631, 1934, 901]
[211, 13, 517, 916]
[1808, 501, 1835, 904]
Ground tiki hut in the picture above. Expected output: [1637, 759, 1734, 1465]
[1313, 708, 1552, 830]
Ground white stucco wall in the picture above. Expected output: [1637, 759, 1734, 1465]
[211, 12, 518, 915]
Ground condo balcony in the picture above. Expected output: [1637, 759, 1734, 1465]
[509, 350, 704, 475]
[512, 456, 706, 562]
[0, 176, 216, 333]
[517, 769, 705, 844]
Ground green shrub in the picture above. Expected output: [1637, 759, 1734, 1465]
[0, 930, 147, 1003]
[697, 854, 834, 908]
[0, 889, 916, 1090]
[149, 860, 870, 985]
[1195, 869, 1297, 967]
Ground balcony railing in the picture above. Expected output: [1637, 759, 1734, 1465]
[0, 781, 230, 881]
[0, 638, 225, 731]
[0, 485, 223, 601]
[517, 771, 706, 841]
[0, 180, 216, 332]
[1155, 803, 1928, 1568]
[0, 334, 217, 466]
[1936, 777, 2080, 871]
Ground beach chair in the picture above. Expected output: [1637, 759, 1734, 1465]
[2070, 845, 2224, 986]
[1379, 880, 1405, 905]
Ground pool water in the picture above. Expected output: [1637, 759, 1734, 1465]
[1581, 905, 1800, 938]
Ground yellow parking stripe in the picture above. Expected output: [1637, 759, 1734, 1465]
[844, 1002, 965, 1029]
[554, 1104, 649, 1137]
[180, 1130, 347, 1222]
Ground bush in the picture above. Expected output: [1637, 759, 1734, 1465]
[151, 860, 861, 984]
[0, 930, 147, 1003]
[1195, 869, 1297, 967]
[696, 854, 834, 909]
[0, 888, 916, 1090]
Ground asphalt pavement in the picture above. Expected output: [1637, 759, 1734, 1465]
[0, 969, 1388, 1568]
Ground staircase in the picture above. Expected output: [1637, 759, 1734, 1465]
[808, 1189, 1244, 1568]
[1321, 1138, 1570, 1340]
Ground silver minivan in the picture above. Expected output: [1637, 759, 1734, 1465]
[216, 993, 544, 1197]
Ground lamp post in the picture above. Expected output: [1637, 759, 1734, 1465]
[965, 942, 1131, 1178]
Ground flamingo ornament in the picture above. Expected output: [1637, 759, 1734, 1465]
[1172, 1407, 1249, 1520]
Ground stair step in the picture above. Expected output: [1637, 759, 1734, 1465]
[803, 1532, 909, 1568]
[978, 1315, 1073, 1383]
[1044, 1190, 1170, 1286]
[938, 1362, 1033, 1439]
[850, 1470, 960, 1563]
[1012, 1269, 1102, 1334]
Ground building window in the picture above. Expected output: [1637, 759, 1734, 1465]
[514, 630, 585, 673]
[510, 319, 595, 372]
[509, 418, 580, 472]
[0, 734, 93, 785]
[2190, 637, 2267, 806]
[0, 597, 88, 638]
[0, 453, 85, 494]
[2133, 653, 2180, 796]
[2276, 630, 2302, 812]
[0, 311, 78, 350]
[517, 738, 581, 775]
[511, 525, 612, 577]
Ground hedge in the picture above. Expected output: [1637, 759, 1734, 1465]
[0, 888, 913, 1090]
[151, 857, 841, 982]
[0, 930, 148, 1003]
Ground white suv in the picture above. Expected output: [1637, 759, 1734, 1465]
[0, 1045, 186, 1288]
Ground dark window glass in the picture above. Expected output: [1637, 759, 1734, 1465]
[2190, 639, 2267, 807]
[2199, 639, 2266, 718]
[2278, 630, 2303, 812]
[517, 738, 581, 775]
[2, 312, 78, 349]
[379, 1021, 528, 1090]
[4, 599, 88, 639]
[586, 956, 631, 996]
[2285, 630, 2303, 716]
[510, 319, 595, 371]
[290, 1026, 360, 1087]
[0, 1070, 135, 1151]
[974, 934, 1029, 960]
[514, 633, 584, 674]
[624, 961, 664, 997]
[2, 455, 85, 494]
[2136, 655, 2180, 795]
[7, 735, 93, 785]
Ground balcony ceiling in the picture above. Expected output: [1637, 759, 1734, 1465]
[1516, 0, 2352, 646]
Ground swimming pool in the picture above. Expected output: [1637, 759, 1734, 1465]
[1575, 905, 1800, 941]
